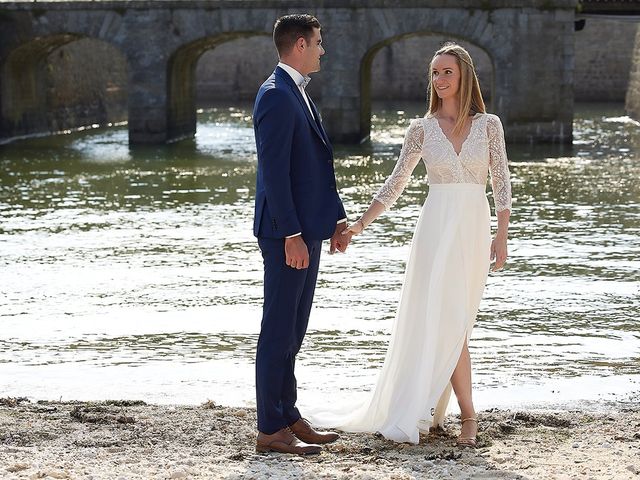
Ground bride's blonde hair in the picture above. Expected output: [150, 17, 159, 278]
[427, 43, 486, 135]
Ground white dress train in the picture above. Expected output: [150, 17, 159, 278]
[309, 113, 512, 444]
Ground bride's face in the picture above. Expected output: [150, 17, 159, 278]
[431, 54, 460, 100]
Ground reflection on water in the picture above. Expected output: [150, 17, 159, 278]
[0, 102, 638, 410]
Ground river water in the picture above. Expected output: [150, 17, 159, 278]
[1, 102, 638, 412]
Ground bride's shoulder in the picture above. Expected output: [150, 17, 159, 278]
[402, 117, 426, 149]
[407, 117, 427, 133]
[479, 112, 503, 125]
[411, 114, 436, 129]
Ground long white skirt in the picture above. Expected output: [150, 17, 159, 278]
[310, 184, 491, 444]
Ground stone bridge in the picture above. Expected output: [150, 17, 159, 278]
[0, 0, 585, 145]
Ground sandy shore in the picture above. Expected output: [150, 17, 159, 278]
[1, 396, 639, 479]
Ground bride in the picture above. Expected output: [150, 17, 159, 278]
[312, 43, 512, 447]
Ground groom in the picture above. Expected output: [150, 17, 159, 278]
[253, 14, 350, 455]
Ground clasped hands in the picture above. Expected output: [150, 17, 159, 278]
[285, 220, 363, 269]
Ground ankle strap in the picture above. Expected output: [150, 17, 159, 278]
[461, 417, 478, 423]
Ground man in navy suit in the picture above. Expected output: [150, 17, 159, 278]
[253, 14, 351, 455]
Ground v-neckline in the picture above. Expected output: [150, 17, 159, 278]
[433, 113, 481, 157]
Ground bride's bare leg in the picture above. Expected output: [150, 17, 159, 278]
[451, 339, 478, 438]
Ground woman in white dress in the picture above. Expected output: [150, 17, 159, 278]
[312, 43, 512, 447]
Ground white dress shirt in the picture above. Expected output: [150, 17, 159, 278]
[277, 62, 314, 118]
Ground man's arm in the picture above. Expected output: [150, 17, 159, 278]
[255, 88, 302, 237]
[256, 89, 309, 269]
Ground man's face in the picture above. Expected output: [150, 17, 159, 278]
[302, 27, 325, 75]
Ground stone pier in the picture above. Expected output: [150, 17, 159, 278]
[626, 25, 640, 120]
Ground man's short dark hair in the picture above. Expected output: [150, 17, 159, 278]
[273, 14, 321, 55]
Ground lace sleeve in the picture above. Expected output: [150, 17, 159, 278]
[373, 119, 425, 209]
[487, 115, 512, 213]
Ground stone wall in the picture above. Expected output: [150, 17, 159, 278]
[574, 18, 637, 102]
[195, 36, 279, 104]
[625, 25, 640, 120]
[0, 33, 127, 140]
[45, 38, 127, 132]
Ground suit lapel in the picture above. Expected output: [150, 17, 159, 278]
[275, 67, 331, 153]
[289, 84, 330, 150]
[307, 95, 333, 154]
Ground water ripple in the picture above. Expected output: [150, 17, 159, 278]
[0, 101, 638, 408]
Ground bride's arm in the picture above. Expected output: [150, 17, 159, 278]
[344, 119, 425, 235]
[487, 114, 512, 270]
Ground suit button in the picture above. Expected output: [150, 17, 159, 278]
[329, 185, 336, 191]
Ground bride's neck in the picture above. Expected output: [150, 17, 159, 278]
[435, 99, 459, 122]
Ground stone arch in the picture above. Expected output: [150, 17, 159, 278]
[360, 32, 495, 141]
[1, 34, 80, 138]
[0, 33, 128, 141]
[166, 32, 270, 142]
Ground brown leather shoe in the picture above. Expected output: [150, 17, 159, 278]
[289, 418, 340, 444]
[256, 427, 322, 455]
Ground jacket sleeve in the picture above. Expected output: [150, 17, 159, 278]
[336, 195, 347, 223]
[254, 88, 302, 237]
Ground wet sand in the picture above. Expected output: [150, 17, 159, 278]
[1, 397, 639, 479]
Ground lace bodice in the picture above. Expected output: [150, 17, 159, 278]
[374, 113, 512, 213]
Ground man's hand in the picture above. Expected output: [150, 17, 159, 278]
[285, 236, 309, 269]
[330, 221, 352, 254]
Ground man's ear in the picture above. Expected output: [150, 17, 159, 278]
[295, 36, 306, 52]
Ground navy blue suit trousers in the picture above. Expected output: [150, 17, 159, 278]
[255, 237, 322, 433]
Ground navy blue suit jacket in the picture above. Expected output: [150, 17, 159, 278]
[253, 67, 347, 240]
